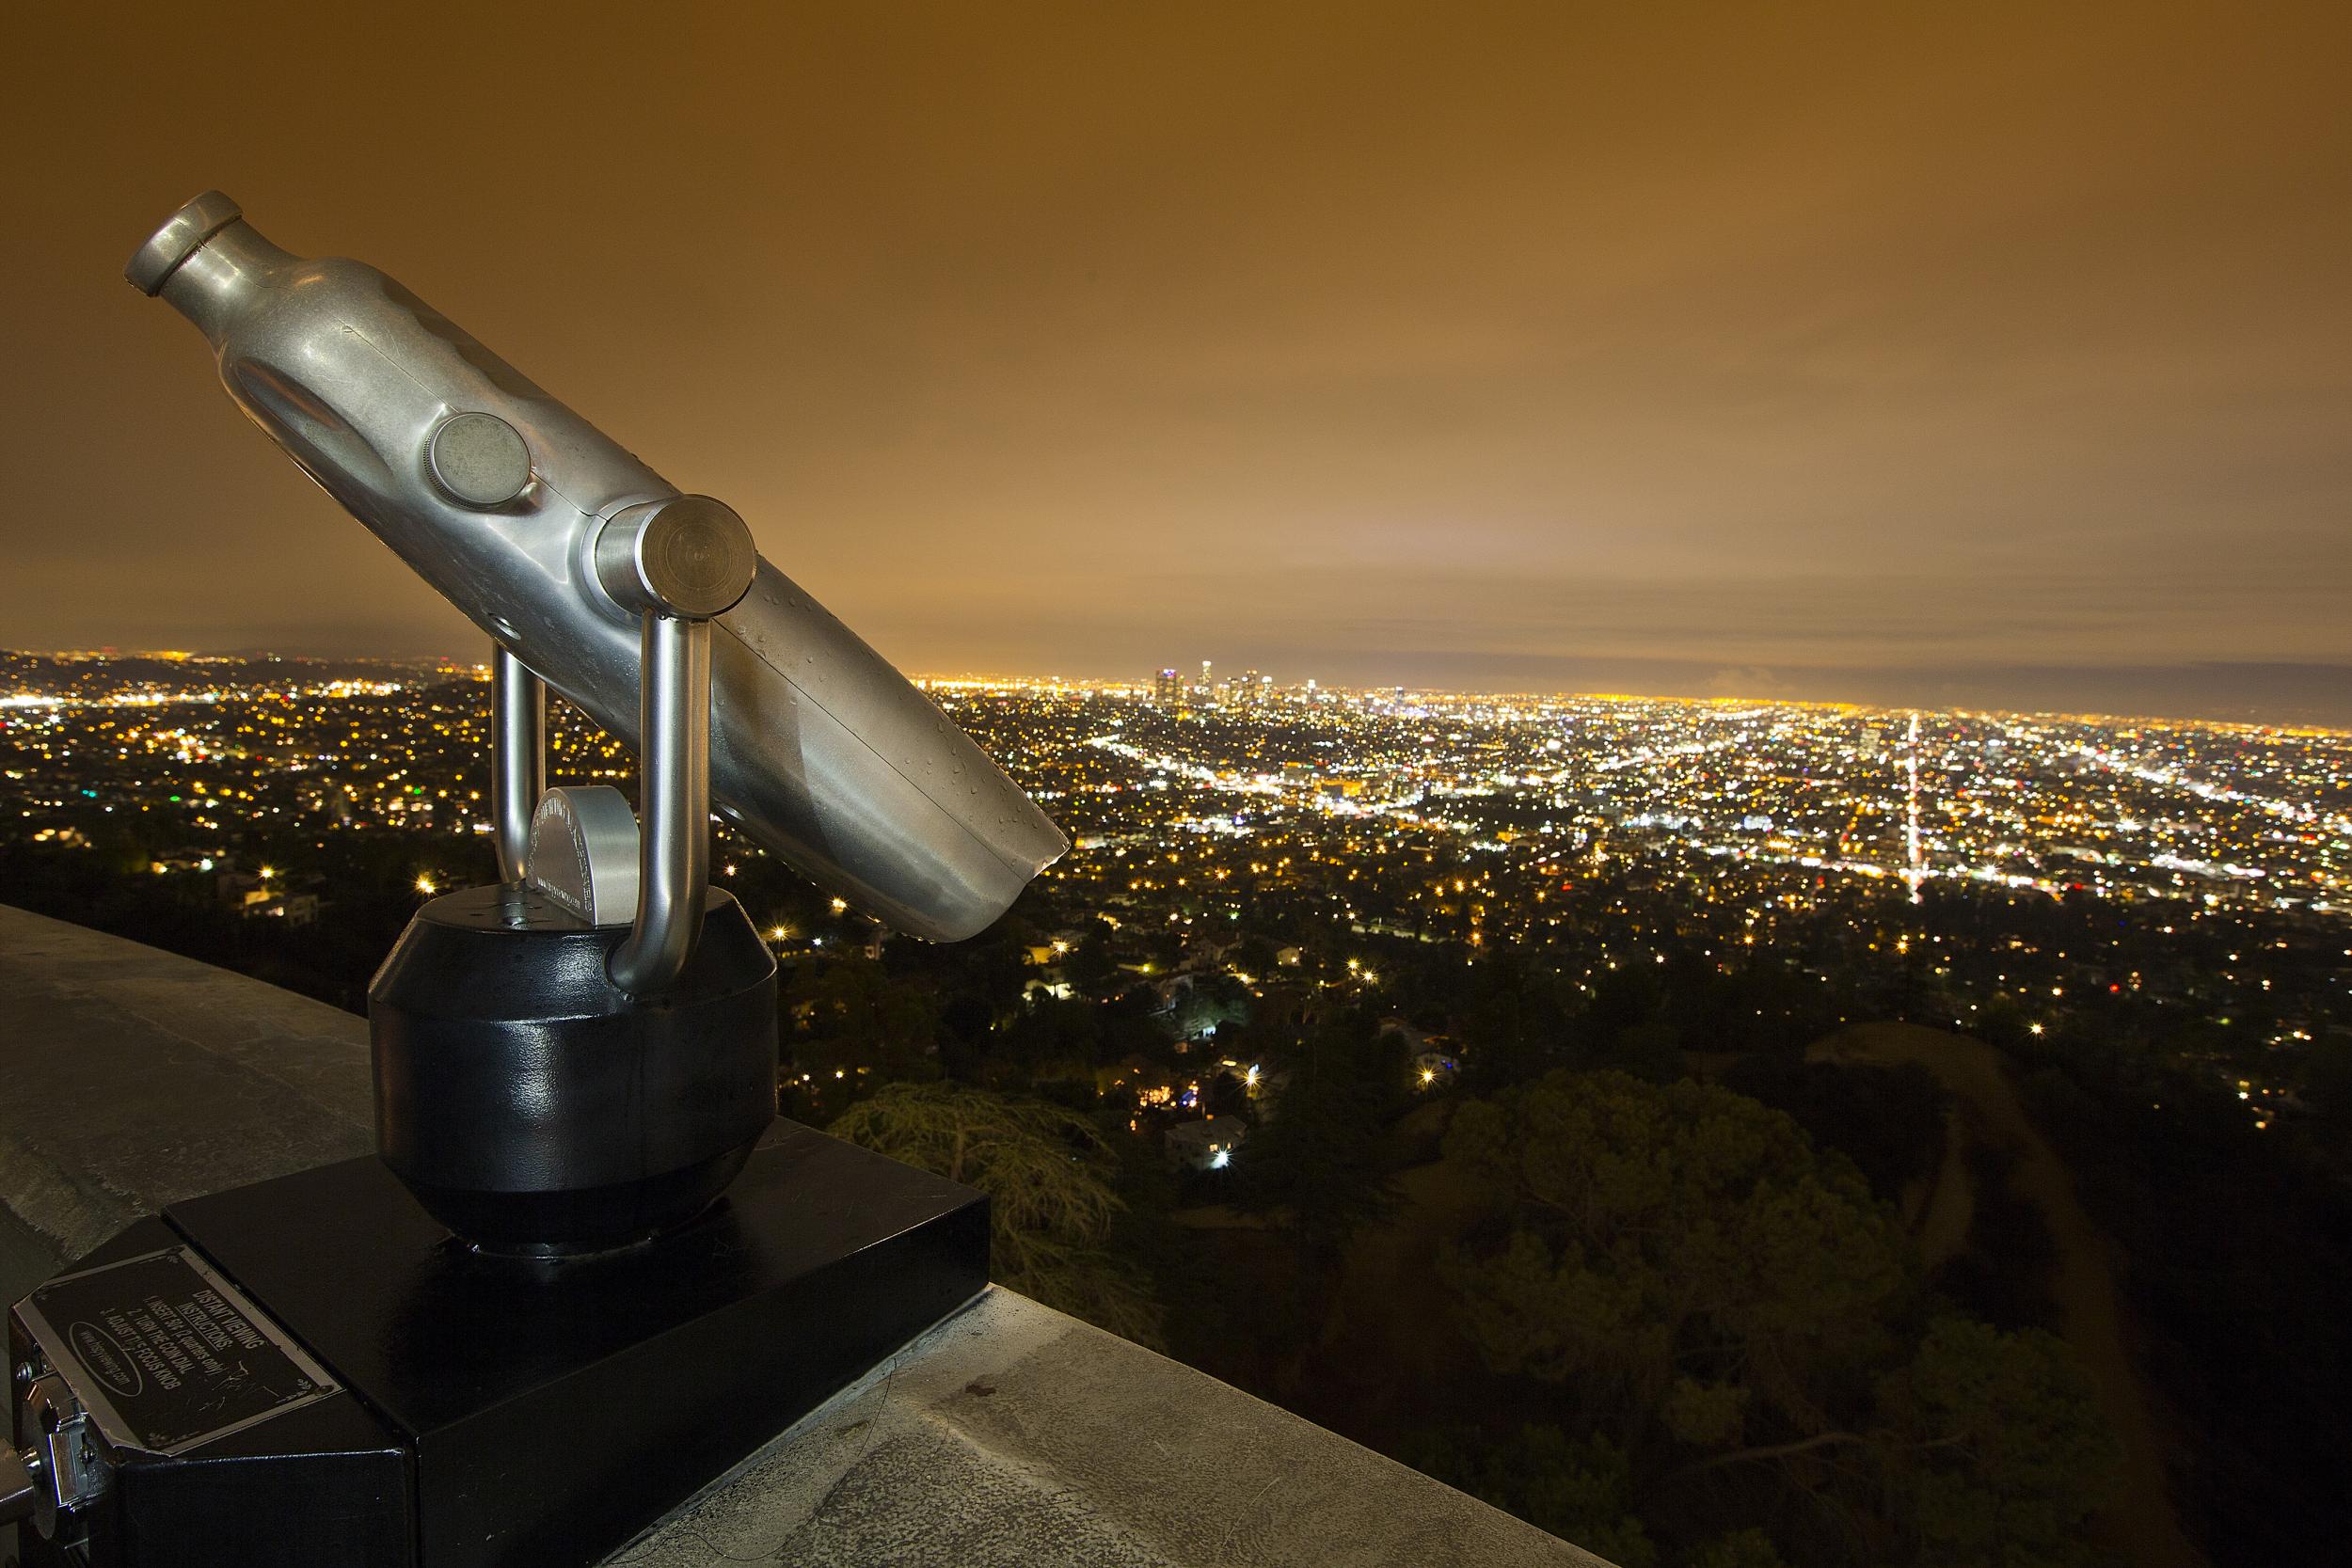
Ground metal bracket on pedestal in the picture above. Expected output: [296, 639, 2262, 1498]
[497, 496, 756, 999]
[491, 643, 545, 885]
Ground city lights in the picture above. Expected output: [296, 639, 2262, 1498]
[4, 652, 2343, 1149]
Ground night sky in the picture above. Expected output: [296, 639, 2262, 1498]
[7, 3, 2347, 721]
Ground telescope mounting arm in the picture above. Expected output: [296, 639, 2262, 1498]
[589, 496, 758, 997]
[491, 644, 546, 885]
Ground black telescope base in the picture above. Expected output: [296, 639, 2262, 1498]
[371, 883, 781, 1255]
[8, 1123, 989, 1568]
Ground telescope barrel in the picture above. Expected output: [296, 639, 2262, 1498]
[130, 194, 1067, 942]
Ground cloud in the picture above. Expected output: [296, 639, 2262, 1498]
[1705, 667, 1796, 699]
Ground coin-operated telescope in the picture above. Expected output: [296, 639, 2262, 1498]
[2, 195, 1063, 1568]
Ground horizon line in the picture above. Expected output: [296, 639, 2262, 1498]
[8, 646, 2348, 737]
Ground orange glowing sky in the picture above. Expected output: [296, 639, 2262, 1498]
[6, 2, 2347, 721]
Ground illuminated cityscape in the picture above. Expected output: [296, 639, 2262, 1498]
[7, 650, 2345, 1129]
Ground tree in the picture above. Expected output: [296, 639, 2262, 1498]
[1202, 1068, 1251, 1118]
[1720, 1058, 1949, 1203]
[829, 1082, 1163, 1347]
[1441, 1070, 1906, 1440]
[1233, 1009, 1405, 1266]
[993, 995, 1102, 1086]
[1406, 1425, 1658, 1568]
[2299, 1033, 2352, 1127]
[1689, 1529, 1788, 1568]
[1456, 949, 1573, 1090]
[1874, 1317, 2120, 1568]
[1232, 932, 1280, 977]
[788, 955, 940, 1075]
[1167, 972, 1250, 1044]
[775, 955, 944, 1118]
[1066, 931, 1121, 993]
[1593, 1012, 1682, 1083]
[1432, 1071, 2124, 1567]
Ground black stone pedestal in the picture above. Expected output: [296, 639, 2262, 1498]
[8, 1123, 988, 1568]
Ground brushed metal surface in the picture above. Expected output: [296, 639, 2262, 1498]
[610, 614, 712, 995]
[491, 644, 546, 885]
[595, 498, 758, 621]
[130, 194, 1067, 942]
[528, 787, 642, 927]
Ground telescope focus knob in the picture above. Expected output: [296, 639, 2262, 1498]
[428, 412, 534, 507]
[595, 496, 757, 621]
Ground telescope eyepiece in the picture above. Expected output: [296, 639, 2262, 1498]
[125, 189, 244, 296]
[595, 496, 758, 620]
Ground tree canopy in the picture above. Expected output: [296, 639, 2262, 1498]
[1876, 1317, 2121, 1568]
[1233, 1007, 1406, 1264]
[1435, 1069, 2120, 1568]
[1443, 1069, 1905, 1440]
[830, 1081, 1163, 1346]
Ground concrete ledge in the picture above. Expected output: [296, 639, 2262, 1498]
[0, 907, 1606, 1566]
[0, 905, 374, 1302]
[619, 1284, 1609, 1568]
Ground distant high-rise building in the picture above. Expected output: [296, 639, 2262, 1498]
[1154, 668, 1180, 704]
[1200, 659, 1213, 696]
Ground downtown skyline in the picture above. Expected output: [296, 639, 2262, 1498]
[11, 644, 2352, 733]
